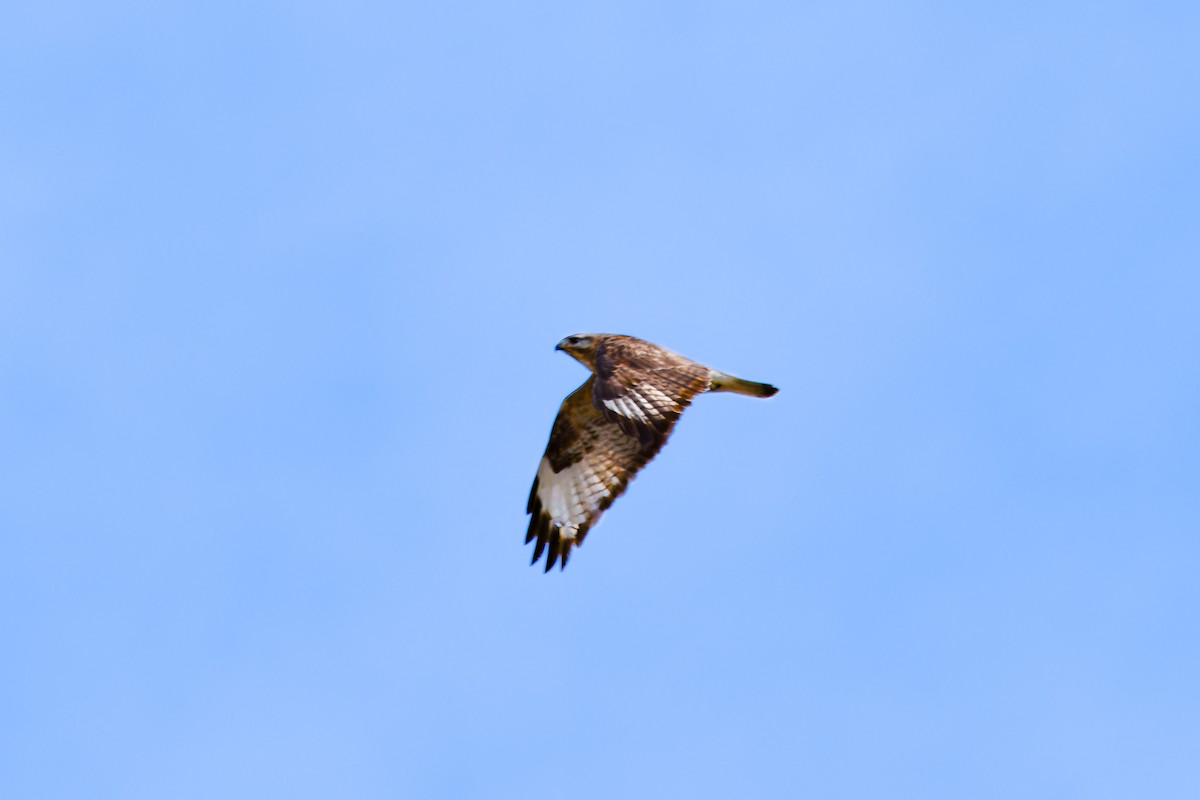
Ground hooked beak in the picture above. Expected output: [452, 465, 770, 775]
[554, 339, 567, 352]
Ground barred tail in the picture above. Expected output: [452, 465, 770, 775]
[709, 371, 779, 398]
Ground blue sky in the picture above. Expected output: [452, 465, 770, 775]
[2, 2, 1198, 797]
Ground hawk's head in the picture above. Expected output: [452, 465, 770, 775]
[556, 333, 602, 369]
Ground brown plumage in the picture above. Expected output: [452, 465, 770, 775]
[526, 334, 778, 572]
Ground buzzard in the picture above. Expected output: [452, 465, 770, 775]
[526, 334, 778, 571]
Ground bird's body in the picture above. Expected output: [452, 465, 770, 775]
[526, 334, 777, 571]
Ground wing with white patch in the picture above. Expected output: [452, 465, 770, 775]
[526, 377, 665, 572]
[591, 338, 713, 447]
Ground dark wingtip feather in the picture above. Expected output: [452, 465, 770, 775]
[531, 525, 548, 564]
[526, 475, 541, 513]
[525, 512, 598, 573]
[525, 498, 542, 544]
[545, 528, 561, 572]
[527, 509, 575, 572]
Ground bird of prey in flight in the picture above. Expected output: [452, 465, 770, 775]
[526, 334, 778, 571]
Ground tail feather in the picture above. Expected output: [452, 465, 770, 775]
[710, 372, 778, 398]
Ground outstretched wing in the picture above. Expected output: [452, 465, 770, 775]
[527, 376, 674, 571]
[591, 337, 713, 447]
